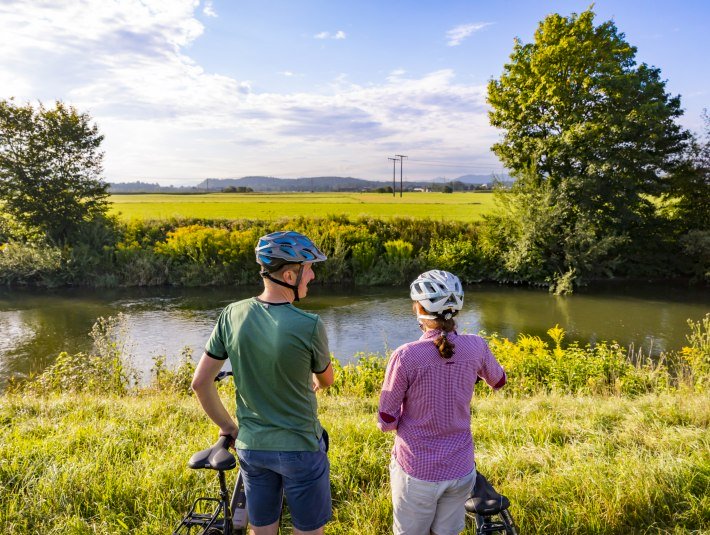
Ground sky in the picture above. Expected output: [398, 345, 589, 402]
[1, 0, 708, 185]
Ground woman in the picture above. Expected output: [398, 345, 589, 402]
[378, 270, 506, 535]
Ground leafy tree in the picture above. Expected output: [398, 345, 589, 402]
[668, 110, 710, 232]
[0, 99, 109, 244]
[487, 9, 688, 291]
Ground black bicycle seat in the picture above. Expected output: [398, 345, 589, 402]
[188, 436, 237, 471]
[465, 472, 510, 515]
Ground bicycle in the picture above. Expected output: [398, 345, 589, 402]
[173, 371, 249, 535]
[465, 471, 518, 535]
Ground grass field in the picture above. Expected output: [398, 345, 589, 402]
[109, 192, 498, 221]
[2, 390, 708, 534]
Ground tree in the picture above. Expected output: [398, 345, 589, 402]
[667, 110, 710, 232]
[486, 9, 688, 290]
[0, 99, 109, 244]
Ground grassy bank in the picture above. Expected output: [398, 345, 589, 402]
[2, 317, 708, 534]
[1, 390, 708, 534]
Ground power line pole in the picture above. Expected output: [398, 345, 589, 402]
[395, 154, 407, 197]
[388, 157, 399, 197]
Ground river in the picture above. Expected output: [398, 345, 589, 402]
[0, 282, 707, 387]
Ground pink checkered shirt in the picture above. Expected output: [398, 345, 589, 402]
[378, 329, 505, 482]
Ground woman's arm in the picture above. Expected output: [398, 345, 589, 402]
[377, 350, 408, 432]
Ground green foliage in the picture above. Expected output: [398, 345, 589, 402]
[0, 99, 109, 244]
[351, 241, 377, 274]
[486, 8, 689, 288]
[679, 229, 710, 282]
[22, 315, 137, 395]
[487, 326, 675, 396]
[666, 110, 710, 233]
[150, 347, 196, 395]
[383, 239, 413, 261]
[680, 314, 710, 391]
[328, 354, 388, 397]
[422, 236, 479, 281]
[0, 240, 63, 286]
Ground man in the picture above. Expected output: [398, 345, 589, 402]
[191, 231, 334, 535]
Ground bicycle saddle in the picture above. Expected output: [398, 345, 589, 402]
[188, 436, 237, 471]
[465, 472, 510, 515]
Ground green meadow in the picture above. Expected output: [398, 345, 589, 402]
[2, 388, 708, 534]
[108, 192, 498, 222]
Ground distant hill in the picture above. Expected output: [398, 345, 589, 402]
[430, 174, 509, 185]
[109, 173, 512, 193]
[197, 176, 391, 192]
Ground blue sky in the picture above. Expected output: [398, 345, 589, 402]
[1, 0, 707, 184]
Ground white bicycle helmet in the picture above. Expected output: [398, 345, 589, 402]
[410, 269, 464, 321]
[255, 231, 327, 271]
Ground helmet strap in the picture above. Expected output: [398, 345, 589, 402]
[260, 264, 304, 302]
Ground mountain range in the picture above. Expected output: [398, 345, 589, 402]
[109, 174, 510, 193]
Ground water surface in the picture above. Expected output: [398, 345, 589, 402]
[0, 283, 707, 387]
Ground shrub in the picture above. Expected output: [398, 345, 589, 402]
[383, 240, 413, 262]
[22, 315, 138, 395]
[150, 346, 196, 395]
[680, 314, 710, 391]
[328, 354, 388, 397]
[0, 241, 63, 286]
[422, 237, 483, 282]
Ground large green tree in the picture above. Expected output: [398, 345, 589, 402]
[487, 9, 689, 290]
[0, 99, 109, 244]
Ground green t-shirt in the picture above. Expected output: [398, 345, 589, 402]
[205, 297, 331, 452]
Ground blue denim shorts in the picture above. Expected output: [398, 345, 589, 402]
[237, 436, 331, 531]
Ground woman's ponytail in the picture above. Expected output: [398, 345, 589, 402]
[433, 321, 456, 359]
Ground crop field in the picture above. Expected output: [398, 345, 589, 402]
[109, 192, 499, 221]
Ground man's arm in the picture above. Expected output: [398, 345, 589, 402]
[191, 352, 238, 438]
[313, 361, 334, 391]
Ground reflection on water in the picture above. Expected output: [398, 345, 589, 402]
[0, 283, 707, 387]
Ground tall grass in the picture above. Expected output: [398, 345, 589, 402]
[2, 316, 708, 533]
[1, 390, 707, 534]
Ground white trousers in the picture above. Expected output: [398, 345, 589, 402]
[390, 457, 475, 535]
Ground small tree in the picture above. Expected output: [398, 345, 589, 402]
[486, 9, 688, 290]
[0, 99, 109, 244]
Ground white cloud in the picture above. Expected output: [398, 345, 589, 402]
[446, 22, 492, 46]
[0, 1, 499, 181]
[203, 0, 217, 18]
[314, 30, 346, 40]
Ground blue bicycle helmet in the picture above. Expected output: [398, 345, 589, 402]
[255, 231, 327, 271]
[255, 231, 327, 301]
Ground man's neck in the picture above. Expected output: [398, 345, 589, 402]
[258, 282, 294, 304]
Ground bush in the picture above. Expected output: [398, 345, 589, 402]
[150, 347, 196, 395]
[679, 229, 710, 282]
[23, 315, 137, 395]
[679, 314, 710, 391]
[422, 237, 484, 282]
[328, 354, 388, 397]
[0, 241, 63, 286]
